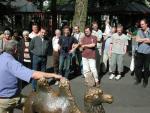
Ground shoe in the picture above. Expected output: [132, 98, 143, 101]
[54, 81, 59, 85]
[109, 74, 115, 80]
[134, 78, 141, 85]
[142, 82, 148, 88]
[81, 75, 85, 78]
[32, 89, 36, 92]
[115, 75, 122, 80]
[142, 80, 148, 88]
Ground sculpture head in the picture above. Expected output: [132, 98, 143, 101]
[59, 78, 70, 89]
[38, 77, 48, 86]
[84, 87, 113, 105]
[37, 78, 59, 97]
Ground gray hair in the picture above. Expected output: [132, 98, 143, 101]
[4, 30, 11, 35]
[55, 29, 61, 34]
[4, 40, 18, 54]
[22, 30, 29, 36]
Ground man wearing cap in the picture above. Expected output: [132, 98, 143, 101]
[0, 40, 63, 113]
[0, 30, 12, 53]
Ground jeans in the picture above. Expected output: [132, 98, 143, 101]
[59, 54, 71, 78]
[82, 57, 99, 82]
[32, 55, 47, 91]
[110, 53, 124, 74]
[0, 95, 26, 113]
[135, 52, 150, 83]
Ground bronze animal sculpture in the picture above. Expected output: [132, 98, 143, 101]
[84, 87, 113, 113]
[23, 78, 82, 113]
[23, 78, 113, 113]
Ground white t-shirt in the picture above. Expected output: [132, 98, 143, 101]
[111, 33, 128, 54]
[92, 29, 103, 49]
[29, 32, 39, 39]
[73, 32, 84, 42]
[52, 36, 59, 52]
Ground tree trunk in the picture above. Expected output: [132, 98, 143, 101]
[72, 0, 88, 32]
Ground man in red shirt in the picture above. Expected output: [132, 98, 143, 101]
[81, 26, 100, 86]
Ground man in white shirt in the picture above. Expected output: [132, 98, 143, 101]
[72, 25, 84, 43]
[29, 24, 39, 39]
[92, 22, 103, 75]
[52, 29, 61, 74]
[72, 25, 84, 74]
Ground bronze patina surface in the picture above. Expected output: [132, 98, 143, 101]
[84, 87, 113, 113]
[24, 78, 82, 113]
[23, 78, 113, 113]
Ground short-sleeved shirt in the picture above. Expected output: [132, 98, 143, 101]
[72, 32, 84, 43]
[81, 35, 97, 59]
[111, 33, 128, 54]
[0, 52, 34, 97]
[92, 30, 103, 49]
[136, 28, 150, 54]
[58, 36, 78, 56]
[29, 32, 39, 39]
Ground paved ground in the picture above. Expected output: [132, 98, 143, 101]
[14, 54, 150, 113]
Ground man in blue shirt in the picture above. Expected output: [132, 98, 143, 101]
[135, 19, 150, 87]
[0, 40, 63, 113]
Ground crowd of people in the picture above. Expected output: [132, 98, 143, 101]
[0, 18, 149, 113]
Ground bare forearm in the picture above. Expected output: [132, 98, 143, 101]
[32, 71, 61, 80]
[83, 43, 96, 48]
[143, 39, 150, 43]
[109, 44, 113, 52]
[97, 38, 102, 43]
[72, 43, 79, 49]
[136, 36, 147, 42]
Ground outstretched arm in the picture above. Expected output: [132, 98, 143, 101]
[32, 71, 62, 80]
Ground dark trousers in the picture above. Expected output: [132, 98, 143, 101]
[32, 55, 47, 91]
[75, 51, 83, 71]
[53, 51, 59, 74]
[72, 50, 83, 74]
[23, 62, 32, 69]
[135, 52, 150, 83]
[59, 54, 71, 78]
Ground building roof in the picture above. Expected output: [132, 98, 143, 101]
[56, 1, 150, 14]
[111, 2, 150, 14]
[0, 0, 150, 14]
